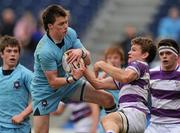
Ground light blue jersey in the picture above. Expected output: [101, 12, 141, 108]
[31, 27, 86, 115]
[0, 64, 33, 129]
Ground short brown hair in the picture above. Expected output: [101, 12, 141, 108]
[42, 4, 69, 31]
[0, 35, 21, 53]
[104, 46, 125, 65]
[131, 37, 157, 63]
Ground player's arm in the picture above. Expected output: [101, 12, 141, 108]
[94, 61, 138, 83]
[68, 28, 91, 65]
[45, 70, 68, 89]
[84, 67, 117, 90]
[45, 67, 83, 89]
[11, 102, 33, 124]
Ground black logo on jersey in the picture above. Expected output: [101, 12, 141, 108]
[41, 100, 48, 107]
[14, 81, 21, 89]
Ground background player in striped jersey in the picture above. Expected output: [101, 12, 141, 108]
[145, 39, 180, 133]
[83, 37, 157, 133]
[31, 4, 117, 133]
[0, 35, 33, 133]
[52, 101, 99, 133]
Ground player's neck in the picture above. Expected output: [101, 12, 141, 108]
[48, 32, 63, 44]
[161, 63, 178, 71]
[2, 65, 15, 70]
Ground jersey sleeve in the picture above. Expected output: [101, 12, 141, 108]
[23, 68, 33, 93]
[126, 61, 146, 79]
[68, 27, 86, 49]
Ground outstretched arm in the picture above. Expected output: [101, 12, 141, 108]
[94, 61, 138, 83]
[84, 67, 117, 90]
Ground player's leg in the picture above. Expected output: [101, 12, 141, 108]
[83, 83, 117, 112]
[33, 115, 49, 133]
[68, 81, 117, 113]
[101, 112, 127, 133]
[82, 82, 117, 112]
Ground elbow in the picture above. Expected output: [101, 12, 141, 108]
[49, 80, 59, 90]
[120, 76, 130, 84]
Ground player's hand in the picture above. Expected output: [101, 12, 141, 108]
[70, 60, 85, 80]
[93, 61, 105, 78]
[11, 114, 24, 124]
[66, 49, 82, 64]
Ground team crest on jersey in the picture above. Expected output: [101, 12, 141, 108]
[41, 100, 48, 107]
[14, 81, 21, 89]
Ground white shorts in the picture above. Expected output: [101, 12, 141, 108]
[145, 122, 180, 133]
[118, 108, 146, 133]
[73, 116, 93, 133]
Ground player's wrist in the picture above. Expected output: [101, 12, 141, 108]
[81, 48, 87, 59]
[66, 75, 78, 84]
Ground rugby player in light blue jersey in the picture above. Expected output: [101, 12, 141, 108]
[83, 37, 157, 133]
[31, 5, 117, 133]
[0, 35, 33, 133]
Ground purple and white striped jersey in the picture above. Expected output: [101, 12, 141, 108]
[150, 65, 180, 124]
[116, 60, 150, 114]
[68, 102, 92, 123]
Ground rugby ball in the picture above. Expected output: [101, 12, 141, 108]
[62, 52, 84, 73]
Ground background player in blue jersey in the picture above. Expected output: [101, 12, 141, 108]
[97, 46, 125, 133]
[0, 35, 33, 133]
[83, 37, 157, 133]
[31, 5, 117, 133]
[145, 39, 180, 133]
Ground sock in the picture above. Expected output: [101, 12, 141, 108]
[106, 130, 115, 133]
[105, 104, 117, 114]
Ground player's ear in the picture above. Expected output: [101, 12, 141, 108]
[142, 52, 149, 60]
[48, 23, 53, 30]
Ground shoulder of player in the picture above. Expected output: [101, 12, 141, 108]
[65, 27, 78, 41]
[150, 66, 160, 72]
[128, 60, 148, 69]
[36, 36, 55, 56]
[16, 64, 33, 75]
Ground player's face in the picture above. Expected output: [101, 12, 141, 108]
[50, 16, 68, 39]
[159, 50, 178, 71]
[106, 53, 122, 67]
[128, 44, 144, 63]
[0, 46, 20, 69]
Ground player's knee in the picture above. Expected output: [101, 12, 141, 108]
[103, 93, 115, 107]
[102, 113, 122, 132]
[101, 115, 110, 127]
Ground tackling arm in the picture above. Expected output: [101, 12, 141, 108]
[95, 61, 138, 83]
[84, 67, 117, 90]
